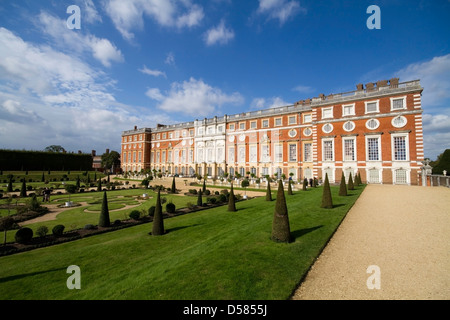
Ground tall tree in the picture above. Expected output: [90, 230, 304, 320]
[265, 180, 272, 201]
[152, 188, 165, 236]
[98, 191, 110, 227]
[171, 176, 176, 193]
[101, 150, 121, 173]
[20, 179, 27, 197]
[321, 173, 333, 209]
[287, 179, 293, 195]
[44, 145, 65, 153]
[271, 180, 291, 243]
[228, 183, 237, 212]
[348, 172, 355, 190]
[339, 172, 347, 196]
[197, 190, 203, 206]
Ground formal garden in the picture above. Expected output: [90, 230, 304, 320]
[0, 170, 365, 300]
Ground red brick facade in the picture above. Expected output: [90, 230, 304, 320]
[121, 79, 424, 185]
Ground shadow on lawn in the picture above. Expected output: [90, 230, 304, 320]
[149, 224, 203, 236]
[0, 267, 66, 284]
[291, 225, 323, 242]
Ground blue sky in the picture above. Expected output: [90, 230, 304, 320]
[0, 0, 449, 160]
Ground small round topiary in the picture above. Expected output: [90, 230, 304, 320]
[52, 224, 65, 237]
[129, 210, 141, 220]
[166, 202, 176, 213]
[84, 224, 96, 230]
[148, 206, 156, 217]
[15, 227, 33, 244]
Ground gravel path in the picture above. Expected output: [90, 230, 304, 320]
[292, 184, 450, 300]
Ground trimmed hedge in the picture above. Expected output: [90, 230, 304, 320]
[0, 149, 93, 171]
[15, 227, 33, 244]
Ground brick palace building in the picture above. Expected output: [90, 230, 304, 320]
[121, 78, 424, 185]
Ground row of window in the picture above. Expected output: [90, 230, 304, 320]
[139, 133, 409, 165]
[321, 96, 407, 119]
[322, 134, 409, 162]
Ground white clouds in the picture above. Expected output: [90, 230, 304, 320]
[395, 54, 450, 159]
[104, 0, 204, 41]
[165, 52, 176, 66]
[257, 0, 306, 25]
[139, 66, 167, 78]
[396, 54, 450, 110]
[251, 96, 290, 109]
[204, 20, 235, 46]
[79, 0, 102, 24]
[146, 78, 244, 117]
[38, 11, 123, 67]
[0, 27, 152, 152]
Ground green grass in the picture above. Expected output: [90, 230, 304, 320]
[0, 185, 365, 300]
[0, 188, 205, 243]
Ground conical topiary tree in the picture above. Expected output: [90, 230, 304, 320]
[7, 175, 13, 193]
[271, 180, 291, 243]
[202, 179, 206, 193]
[287, 179, 293, 195]
[348, 172, 355, 190]
[197, 189, 203, 206]
[97, 179, 102, 191]
[265, 180, 272, 201]
[228, 183, 236, 212]
[20, 179, 27, 197]
[339, 172, 347, 196]
[98, 191, 110, 227]
[355, 171, 361, 186]
[302, 178, 308, 191]
[152, 188, 165, 235]
[321, 173, 333, 209]
[171, 176, 176, 193]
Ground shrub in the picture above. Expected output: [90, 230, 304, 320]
[152, 189, 165, 236]
[166, 202, 176, 213]
[15, 227, 33, 244]
[52, 224, 65, 237]
[129, 210, 141, 220]
[218, 194, 227, 203]
[266, 182, 272, 201]
[197, 190, 203, 206]
[321, 173, 333, 209]
[189, 189, 197, 195]
[348, 173, 355, 190]
[271, 180, 291, 243]
[161, 197, 167, 204]
[84, 224, 96, 230]
[36, 225, 49, 237]
[186, 202, 195, 210]
[98, 191, 110, 227]
[228, 184, 236, 212]
[148, 206, 156, 217]
[204, 189, 210, 196]
[339, 172, 347, 196]
[207, 197, 217, 204]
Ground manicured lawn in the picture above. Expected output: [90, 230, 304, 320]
[0, 188, 204, 243]
[0, 184, 365, 300]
